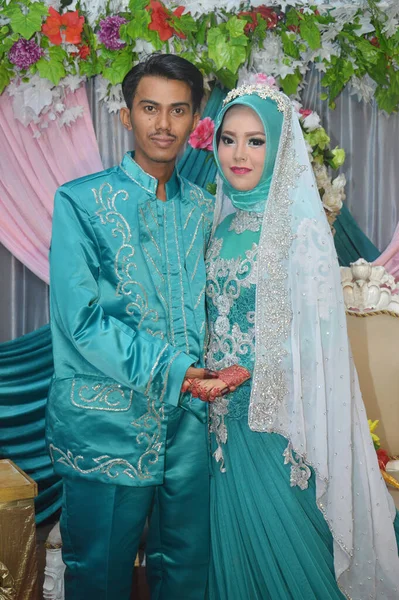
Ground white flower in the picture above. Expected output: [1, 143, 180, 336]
[302, 111, 321, 131]
[383, 16, 398, 38]
[135, 39, 156, 60]
[292, 100, 303, 114]
[313, 163, 330, 190]
[355, 15, 375, 36]
[322, 187, 344, 213]
[104, 84, 125, 113]
[62, 75, 85, 93]
[349, 74, 377, 103]
[58, 105, 84, 127]
[332, 173, 347, 196]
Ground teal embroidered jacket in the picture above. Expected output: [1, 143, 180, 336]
[46, 152, 214, 487]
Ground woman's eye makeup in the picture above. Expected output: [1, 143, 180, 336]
[248, 137, 265, 147]
[221, 135, 234, 145]
[220, 134, 265, 147]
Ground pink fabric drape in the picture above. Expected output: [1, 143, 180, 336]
[0, 86, 103, 283]
[373, 221, 399, 279]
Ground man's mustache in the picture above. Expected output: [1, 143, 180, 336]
[149, 132, 177, 140]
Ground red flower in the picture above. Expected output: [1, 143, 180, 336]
[377, 449, 390, 471]
[147, 1, 186, 42]
[299, 108, 312, 118]
[238, 6, 278, 35]
[370, 36, 380, 47]
[78, 45, 90, 60]
[256, 6, 279, 29]
[42, 7, 85, 45]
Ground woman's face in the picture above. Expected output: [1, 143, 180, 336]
[218, 105, 266, 192]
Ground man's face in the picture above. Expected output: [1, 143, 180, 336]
[120, 76, 199, 168]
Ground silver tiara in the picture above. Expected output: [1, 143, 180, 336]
[222, 84, 289, 113]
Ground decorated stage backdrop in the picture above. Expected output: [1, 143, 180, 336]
[0, 0, 398, 521]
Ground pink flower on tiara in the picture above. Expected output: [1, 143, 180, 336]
[188, 117, 215, 151]
[254, 73, 278, 88]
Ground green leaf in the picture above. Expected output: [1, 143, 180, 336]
[225, 16, 246, 39]
[102, 48, 133, 85]
[197, 16, 210, 46]
[329, 147, 346, 169]
[299, 18, 321, 50]
[375, 85, 399, 113]
[79, 59, 99, 78]
[304, 128, 330, 150]
[49, 46, 67, 62]
[279, 71, 301, 96]
[206, 182, 217, 195]
[171, 13, 198, 35]
[0, 64, 12, 94]
[281, 31, 300, 59]
[208, 26, 246, 74]
[215, 67, 237, 89]
[355, 38, 380, 65]
[10, 3, 48, 39]
[285, 9, 300, 29]
[125, 11, 151, 40]
[36, 57, 66, 85]
[129, 0, 149, 10]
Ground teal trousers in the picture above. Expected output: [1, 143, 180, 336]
[60, 407, 210, 599]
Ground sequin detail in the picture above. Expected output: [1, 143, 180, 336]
[229, 210, 263, 234]
[249, 97, 307, 431]
[71, 380, 132, 411]
[92, 182, 160, 330]
[283, 442, 311, 490]
[49, 444, 148, 480]
[223, 84, 287, 112]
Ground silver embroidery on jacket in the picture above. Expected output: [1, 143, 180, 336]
[71, 380, 133, 411]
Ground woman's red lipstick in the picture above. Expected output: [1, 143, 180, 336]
[230, 166, 252, 174]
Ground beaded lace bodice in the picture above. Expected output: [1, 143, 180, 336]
[205, 212, 261, 422]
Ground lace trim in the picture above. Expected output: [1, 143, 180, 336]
[228, 210, 263, 234]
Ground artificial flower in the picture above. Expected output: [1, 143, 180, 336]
[97, 16, 127, 50]
[42, 7, 85, 45]
[188, 117, 215, 151]
[301, 110, 321, 131]
[147, 1, 186, 42]
[368, 419, 381, 449]
[8, 39, 44, 70]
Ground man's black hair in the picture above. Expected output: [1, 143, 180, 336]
[122, 53, 204, 113]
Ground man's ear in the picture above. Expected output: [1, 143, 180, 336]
[191, 112, 200, 132]
[120, 107, 132, 131]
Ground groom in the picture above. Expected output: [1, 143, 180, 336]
[47, 54, 223, 599]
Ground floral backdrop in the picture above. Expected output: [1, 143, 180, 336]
[0, 0, 398, 133]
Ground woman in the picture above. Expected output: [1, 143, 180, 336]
[192, 85, 399, 599]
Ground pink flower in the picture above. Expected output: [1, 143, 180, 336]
[188, 117, 215, 151]
[299, 108, 313, 118]
[255, 73, 277, 88]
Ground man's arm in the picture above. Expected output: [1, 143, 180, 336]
[50, 186, 195, 406]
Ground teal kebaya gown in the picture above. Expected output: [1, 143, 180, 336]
[206, 212, 345, 600]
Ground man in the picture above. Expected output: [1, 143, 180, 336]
[46, 54, 227, 599]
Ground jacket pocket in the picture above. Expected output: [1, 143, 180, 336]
[70, 375, 133, 412]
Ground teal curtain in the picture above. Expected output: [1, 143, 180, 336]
[0, 324, 62, 523]
[334, 204, 380, 265]
[0, 86, 381, 524]
[178, 86, 227, 184]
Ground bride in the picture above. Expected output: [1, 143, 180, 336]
[190, 83, 399, 599]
